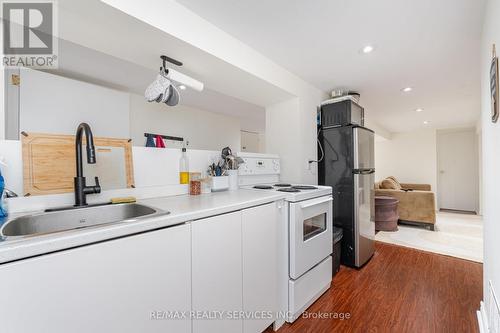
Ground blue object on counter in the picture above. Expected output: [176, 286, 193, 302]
[0, 168, 7, 218]
[145, 134, 156, 147]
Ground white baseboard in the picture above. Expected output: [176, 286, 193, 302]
[478, 301, 488, 333]
[479, 280, 500, 333]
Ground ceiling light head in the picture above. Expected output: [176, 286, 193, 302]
[415, 108, 424, 112]
[401, 87, 413, 93]
[361, 45, 374, 54]
[179, 84, 187, 90]
[423, 120, 430, 125]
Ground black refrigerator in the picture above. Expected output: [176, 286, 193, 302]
[318, 124, 375, 268]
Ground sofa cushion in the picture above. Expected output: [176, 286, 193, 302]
[380, 178, 401, 190]
[387, 176, 401, 188]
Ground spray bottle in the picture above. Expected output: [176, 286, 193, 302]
[179, 146, 190, 185]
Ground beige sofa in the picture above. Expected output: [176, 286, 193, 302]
[375, 176, 436, 230]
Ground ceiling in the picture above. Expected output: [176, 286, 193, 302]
[176, 0, 486, 133]
[44, 39, 266, 132]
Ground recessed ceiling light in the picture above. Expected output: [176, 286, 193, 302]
[402, 87, 413, 93]
[362, 45, 374, 54]
[415, 108, 424, 112]
[423, 120, 430, 125]
[179, 85, 187, 90]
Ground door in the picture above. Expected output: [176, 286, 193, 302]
[0, 223, 192, 333]
[289, 196, 333, 279]
[437, 129, 479, 212]
[241, 130, 261, 152]
[192, 211, 243, 333]
[354, 171, 375, 267]
[242, 202, 279, 333]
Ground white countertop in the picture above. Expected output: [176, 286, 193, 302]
[0, 189, 286, 264]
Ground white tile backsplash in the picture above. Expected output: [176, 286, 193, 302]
[0, 140, 225, 212]
[132, 147, 220, 187]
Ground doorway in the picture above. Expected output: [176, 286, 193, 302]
[437, 128, 479, 213]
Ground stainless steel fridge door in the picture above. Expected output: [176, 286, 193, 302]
[353, 127, 375, 169]
[354, 171, 375, 267]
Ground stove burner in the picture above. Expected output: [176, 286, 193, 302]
[277, 188, 300, 193]
[292, 185, 318, 190]
[253, 185, 273, 190]
[274, 183, 292, 187]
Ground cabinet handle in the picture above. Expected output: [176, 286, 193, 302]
[300, 197, 332, 209]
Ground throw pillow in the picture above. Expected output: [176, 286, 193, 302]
[387, 176, 401, 188]
[380, 178, 401, 190]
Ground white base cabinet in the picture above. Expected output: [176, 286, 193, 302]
[0, 223, 192, 333]
[192, 211, 244, 333]
[192, 202, 281, 333]
[0, 201, 282, 333]
[242, 203, 279, 333]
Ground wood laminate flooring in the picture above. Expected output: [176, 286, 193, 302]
[267, 242, 482, 333]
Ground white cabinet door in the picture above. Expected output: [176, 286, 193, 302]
[0, 223, 191, 333]
[242, 202, 279, 333]
[192, 211, 243, 333]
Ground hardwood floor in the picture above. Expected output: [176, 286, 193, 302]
[267, 242, 482, 333]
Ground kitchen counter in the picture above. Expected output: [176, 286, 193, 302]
[0, 189, 286, 264]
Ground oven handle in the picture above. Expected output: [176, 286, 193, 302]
[300, 196, 333, 209]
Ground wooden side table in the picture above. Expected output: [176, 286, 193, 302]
[375, 196, 399, 231]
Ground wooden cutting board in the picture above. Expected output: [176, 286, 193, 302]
[22, 132, 135, 196]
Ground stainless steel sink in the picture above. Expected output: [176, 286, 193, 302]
[0, 203, 168, 238]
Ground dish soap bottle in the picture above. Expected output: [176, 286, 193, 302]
[0, 166, 7, 218]
[179, 147, 189, 184]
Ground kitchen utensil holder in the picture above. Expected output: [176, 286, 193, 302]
[227, 170, 239, 191]
[211, 176, 229, 192]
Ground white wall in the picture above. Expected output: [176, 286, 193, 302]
[19, 69, 130, 138]
[375, 129, 437, 192]
[0, 68, 4, 140]
[266, 98, 303, 183]
[476, 119, 483, 215]
[481, 0, 500, 321]
[14, 69, 242, 151]
[130, 94, 241, 150]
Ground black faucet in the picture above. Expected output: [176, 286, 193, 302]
[74, 123, 101, 207]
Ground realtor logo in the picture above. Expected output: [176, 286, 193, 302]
[2, 1, 58, 68]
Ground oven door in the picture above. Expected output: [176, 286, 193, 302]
[289, 195, 333, 279]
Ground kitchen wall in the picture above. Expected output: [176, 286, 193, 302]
[481, 0, 500, 325]
[9, 69, 242, 151]
[0, 69, 4, 140]
[19, 68, 130, 138]
[476, 119, 483, 215]
[266, 98, 303, 183]
[375, 129, 438, 193]
[130, 93, 241, 150]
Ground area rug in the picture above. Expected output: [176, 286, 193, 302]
[374, 212, 483, 262]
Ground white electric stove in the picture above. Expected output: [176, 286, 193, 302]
[238, 152, 333, 323]
[243, 183, 332, 202]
